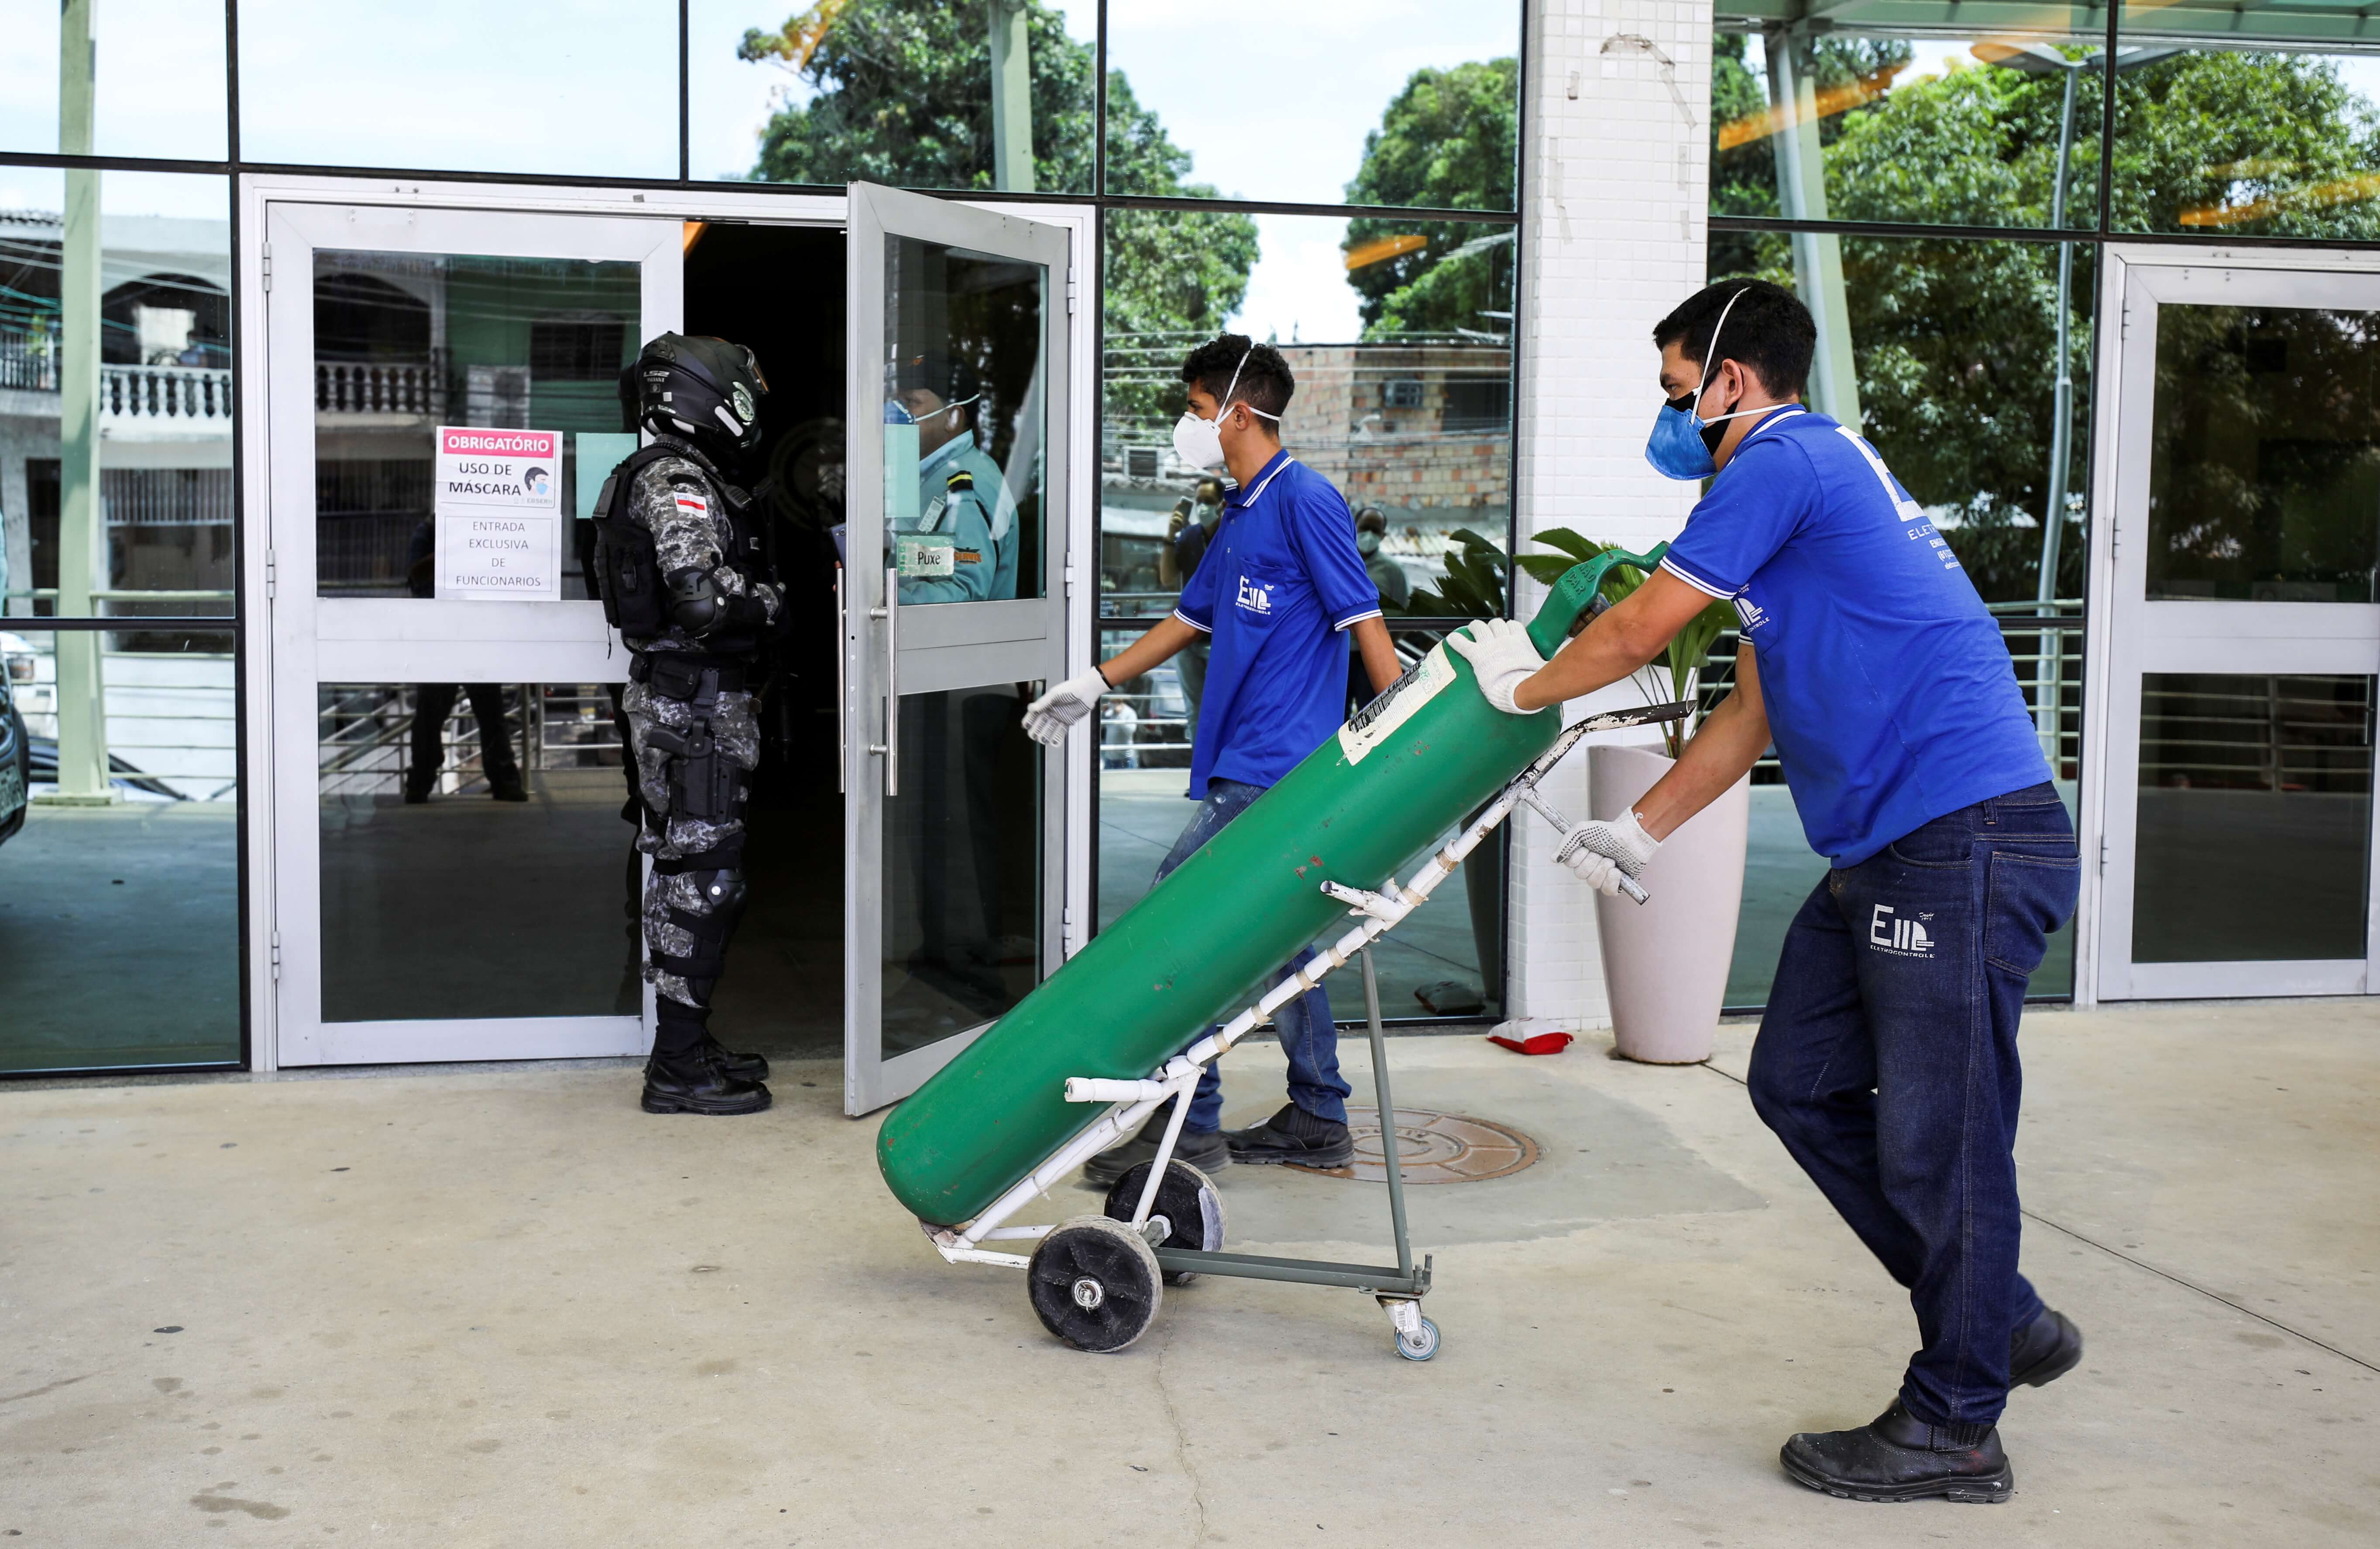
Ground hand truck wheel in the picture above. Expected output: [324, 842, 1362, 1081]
[1027, 1215, 1162, 1352]
[1103, 1160, 1226, 1285]
[1393, 1317, 1441, 1362]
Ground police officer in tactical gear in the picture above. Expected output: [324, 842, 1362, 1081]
[589, 333, 783, 1115]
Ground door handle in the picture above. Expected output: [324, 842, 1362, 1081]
[834, 566, 846, 795]
[868, 566, 898, 796]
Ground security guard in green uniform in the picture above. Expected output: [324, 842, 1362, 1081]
[887, 365, 1020, 604]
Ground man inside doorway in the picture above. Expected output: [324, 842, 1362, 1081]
[1445, 280, 2082, 1504]
[889, 361, 1020, 604]
[1022, 335, 1403, 1180]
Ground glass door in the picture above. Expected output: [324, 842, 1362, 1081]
[2096, 260, 2380, 999]
[842, 184, 1071, 1114]
[265, 200, 681, 1064]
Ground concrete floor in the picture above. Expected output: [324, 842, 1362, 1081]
[2, 999, 2373, 1546]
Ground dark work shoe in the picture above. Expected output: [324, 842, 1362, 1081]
[403, 774, 434, 804]
[641, 1046, 771, 1116]
[1082, 1117, 1229, 1186]
[697, 1035, 769, 1084]
[2009, 1308, 2083, 1390]
[1780, 1400, 2013, 1504]
[487, 769, 529, 802]
[1226, 1102, 1355, 1168]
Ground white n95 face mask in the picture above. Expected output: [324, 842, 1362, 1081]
[1171, 343, 1279, 472]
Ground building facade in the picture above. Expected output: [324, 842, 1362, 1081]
[2, 0, 2375, 1087]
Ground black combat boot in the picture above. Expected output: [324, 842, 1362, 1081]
[1226, 1102, 1355, 1168]
[485, 766, 529, 802]
[1780, 1400, 2013, 1504]
[2009, 1308, 2083, 1390]
[696, 1034, 768, 1083]
[1082, 1113, 1228, 1186]
[641, 1043, 770, 1115]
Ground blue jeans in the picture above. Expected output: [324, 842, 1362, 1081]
[1154, 778, 1351, 1132]
[1748, 783, 2078, 1431]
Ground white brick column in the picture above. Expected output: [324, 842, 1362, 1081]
[1506, 0, 1711, 1032]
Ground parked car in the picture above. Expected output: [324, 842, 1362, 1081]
[0, 662, 27, 847]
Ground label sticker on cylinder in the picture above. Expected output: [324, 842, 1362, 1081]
[1339, 645, 1455, 764]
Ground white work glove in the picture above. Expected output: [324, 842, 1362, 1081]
[1021, 666, 1111, 746]
[1445, 618, 1545, 715]
[1556, 810, 1661, 898]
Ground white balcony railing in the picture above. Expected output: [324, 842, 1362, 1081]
[101, 362, 233, 423]
[315, 359, 444, 418]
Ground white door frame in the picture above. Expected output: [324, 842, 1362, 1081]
[2078, 243, 2380, 1006]
[236, 174, 1095, 1072]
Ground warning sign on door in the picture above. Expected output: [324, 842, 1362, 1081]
[433, 425, 563, 600]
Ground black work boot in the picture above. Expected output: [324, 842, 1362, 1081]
[696, 1034, 768, 1083]
[641, 1044, 771, 1115]
[486, 767, 529, 802]
[2009, 1308, 2083, 1390]
[1082, 1114, 1229, 1186]
[403, 770, 435, 804]
[1780, 1400, 2013, 1504]
[1226, 1102, 1355, 1168]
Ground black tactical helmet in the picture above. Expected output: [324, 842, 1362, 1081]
[635, 333, 769, 456]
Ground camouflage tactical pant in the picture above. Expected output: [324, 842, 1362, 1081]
[623, 665, 761, 1026]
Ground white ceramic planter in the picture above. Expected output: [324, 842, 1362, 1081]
[1588, 743, 1751, 1064]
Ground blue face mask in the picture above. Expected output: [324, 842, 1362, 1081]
[1644, 287, 1773, 481]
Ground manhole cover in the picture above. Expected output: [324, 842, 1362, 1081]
[1290, 1107, 1539, 1184]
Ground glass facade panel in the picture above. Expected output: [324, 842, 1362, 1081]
[317, 681, 640, 1023]
[0, 0, 228, 162]
[882, 686, 1043, 1058]
[1105, 2, 1519, 210]
[2146, 303, 2380, 603]
[237, 1, 677, 179]
[1, 171, 233, 623]
[311, 251, 641, 601]
[2112, 23, 2380, 238]
[1712, 20, 2107, 233]
[1102, 213, 1514, 617]
[879, 238, 1046, 604]
[2134, 672, 2373, 963]
[0, 626, 239, 1071]
[688, 0, 1096, 192]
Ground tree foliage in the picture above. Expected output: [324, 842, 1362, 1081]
[1341, 59, 1519, 337]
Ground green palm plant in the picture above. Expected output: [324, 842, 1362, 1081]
[1515, 528, 1737, 759]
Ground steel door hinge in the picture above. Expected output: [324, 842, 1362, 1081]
[2098, 839, 2109, 876]
[260, 243, 272, 292]
[1066, 264, 1078, 316]
[270, 930, 282, 981]
[2119, 305, 2131, 341]
[265, 547, 277, 599]
[1063, 558, 1079, 597]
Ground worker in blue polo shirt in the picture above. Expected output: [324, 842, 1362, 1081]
[1448, 281, 2081, 1504]
[1022, 334, 1402, 1181]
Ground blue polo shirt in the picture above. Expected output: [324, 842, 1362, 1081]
[1661, 408, 2050, 867]
[1174, 451, 1382, 797]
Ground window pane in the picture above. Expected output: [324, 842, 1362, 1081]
[318, 682, 639, 1022]
[690, 0, 1095, 192]
[0, 171, 234, 623]
[1101, 212, 1514, 619]
[2113, 20, 2380, 238]
[0, 1, 228, 162]
[1105, 2, 1519, 209]
[882, 687, 1043, 1058]
[312, 251, 642, 600]
[880, 238, 1046, 604]
[1712, 18, 2105, 233]
[2134, 673, 2373, 963]
[238, 1, 676, 179]
[2146, 304, 2380, 603]
[0, 626, 239, 1073]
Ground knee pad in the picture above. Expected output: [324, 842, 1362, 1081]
[649, 867, 748, 988]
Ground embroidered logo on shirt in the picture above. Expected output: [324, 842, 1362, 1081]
[1235, 575, 1274, 615]
[1869, 904, 1935, 958]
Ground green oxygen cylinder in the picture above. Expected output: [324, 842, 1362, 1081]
[876, 545, 1667, 1226]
